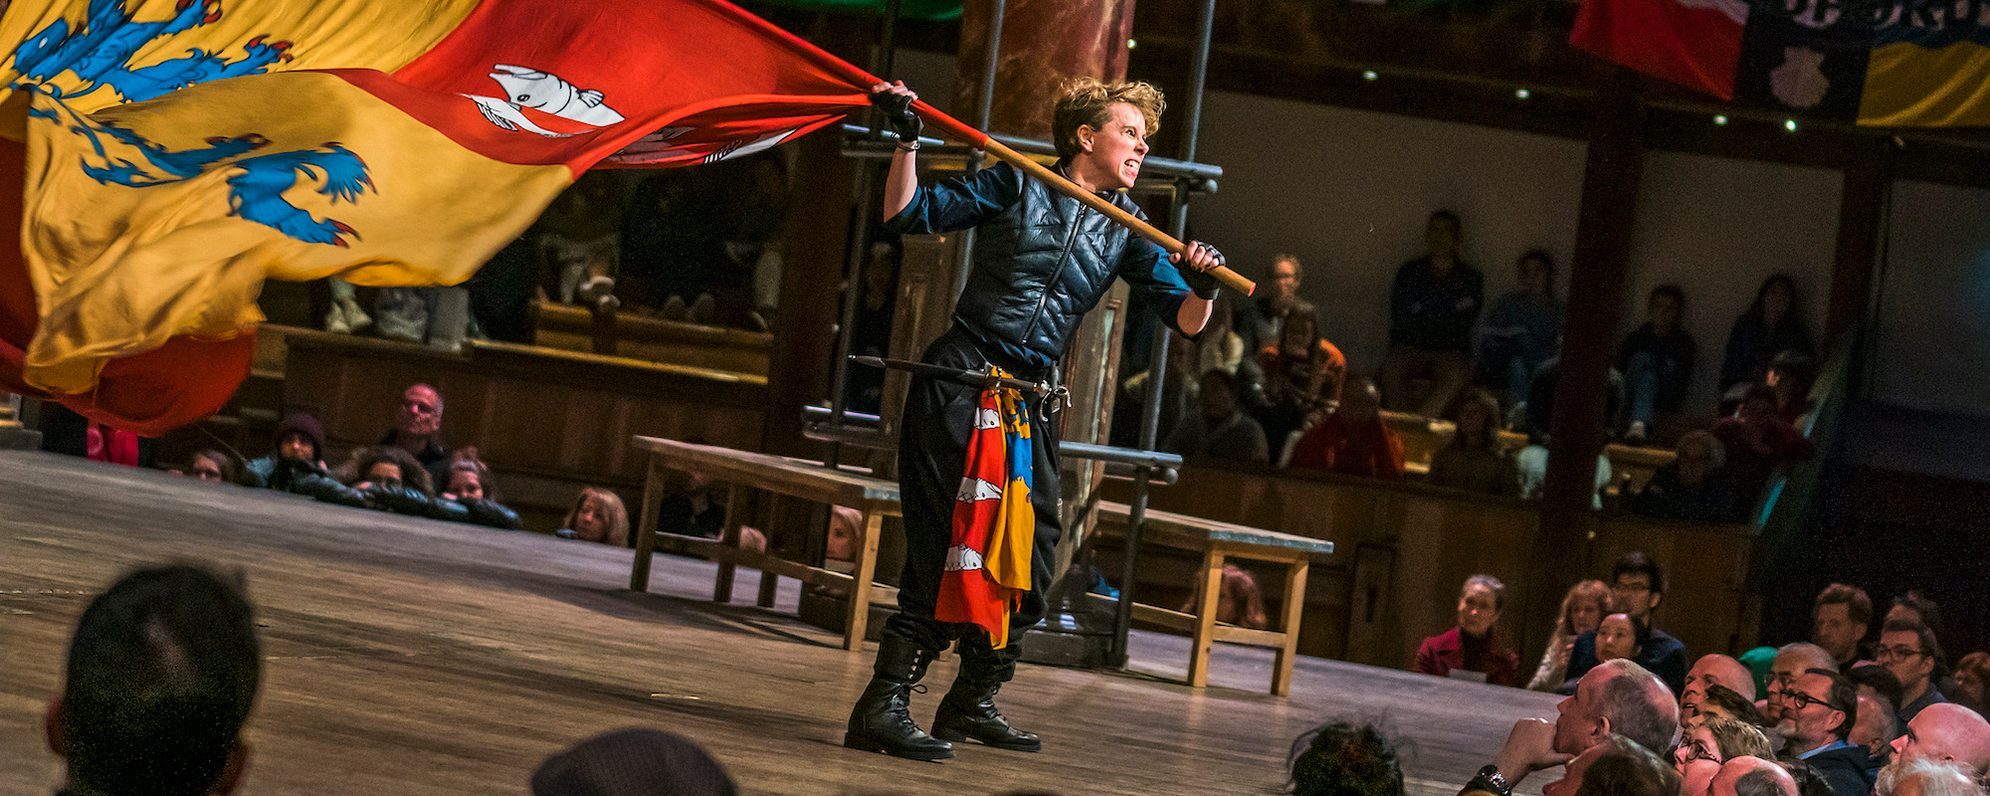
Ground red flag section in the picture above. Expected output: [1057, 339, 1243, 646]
[1570, 0, 1749, 100]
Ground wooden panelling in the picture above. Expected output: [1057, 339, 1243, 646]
[530, 301, 771, 377]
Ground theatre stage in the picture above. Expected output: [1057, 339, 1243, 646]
[0, 450, 1561, 795]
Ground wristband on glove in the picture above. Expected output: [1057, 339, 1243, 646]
[869, 89, 923, 144]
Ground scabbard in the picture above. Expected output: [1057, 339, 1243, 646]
[847, 355, 1049, 397]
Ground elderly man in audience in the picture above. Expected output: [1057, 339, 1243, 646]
[1812, 583, 1874, 674]
[1875, 758, 1982, 796]
[1286, 377, 1404, 478]
[46, 565, 261, 796]
[1163, 369, 1270, 465]
[1769, 643, 1841, 727]
[1234, 253, 1323, 400]
[1630, 430, 1739, 522]
[1888, 703, 1990, 779]
[1852, 688, 1902, 763]
[1564, 552, 1689, 695]
[1781, 668, 1876, 795]
[1460, 659, 1679, 795]
[1879, 620, 1950, 725]
[381, 382, 455, 486]
[1415, 574, 1522, 687]
[1709, 755, 1800, 796]
[1685, 654, 1761, 718]
[1535, 734, 1678, 796]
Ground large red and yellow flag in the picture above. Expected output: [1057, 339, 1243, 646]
[0, 0, 883, 433]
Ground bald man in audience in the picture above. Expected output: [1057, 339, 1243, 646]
[1685, 654, 1759, 718]
[1460, 659, 1680, 795]
[1876, 758, 1981, 796]
[1709, 755, 1799, 796]
[1888, 703, 1990, 777]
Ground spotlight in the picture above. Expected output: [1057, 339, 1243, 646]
[1713, 114, 1729, 126]
[1127, 39, 1137, 50]
[1514, 88, 1531, 100]
[1783, 118, 1799, 133]
[1362, 70, 1379, 82]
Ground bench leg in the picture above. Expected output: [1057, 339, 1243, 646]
[844, 510, 883, 651]
[1188, 549, 1225, 688]
[629, 459, 664, 592]
[1272, 560, 1309, 697]
[713, 483, 745, 604]
[756, 497, 785, 608]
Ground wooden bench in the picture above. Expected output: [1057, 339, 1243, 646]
[1094, 501, 1334, 696]
[628, 437, 897, 651]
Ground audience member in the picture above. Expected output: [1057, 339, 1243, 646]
[1709, 756, 1799, 796]
[1427, 389, 1518, 497]
[1475, 249, 1563, 406]
[1720, 274, 1816, 396]
[1415, 574, 1522, 687]
[1767, 351, 1818, 425]
[381, 383, 454, 486]
[1594, 613, 1642, 666]
[47, 565, 261, 796]
[1251, 313, 1346, 453]
[244, 412, 329, 490]
[1880, 620, 1950, 725]
[436, 451, 526, 530]
[1700, 683, 1771, 727]
[182, 449, 241, 485]
[1287, 378, 1405, 479]
[1630, 430, 1740, 522]
[1888, 703, 1990, 777]
[561, 487, 631, 546]
[1286, 721, 1404, 796]
[1873, 758, 1980, 796]
[1684, 654, 1760, 718]
[1529, 579, 1610, 693]
[1513, 355, 1619, 508]
[531, 727, 736, 796]
[657, 471, 726, 541]
[1165, 369, 1272, 465]
[1851, 690, 1901, 763]
[1235, 254, 1324, 401]
[1887, 593, 1947, 647]
[1565, 552, 1689, 695]
[1381, 210, 1482, 417]
[1618, 284, 1696, 444]
[1812, 584, 1874, 674]
[1850, 664, 1907, 718]
[1179, 563, 1270, 630]
[1541, 734, 1677, 796]
[1951, 652, 1989, 716]
[1712, 384, 1814, 514]
[1465, 659, 1680, 793]
[1521, 354, 1626, 442]
[1782, 669, 1875, 795]
[1769, 644, 1842, 733]
[1679, 715, 1778, 795]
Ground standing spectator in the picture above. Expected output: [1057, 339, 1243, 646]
[1427, 389, 1518, 496]
[1165, 369, 1271, 465]
[1286, 722, 1403, 796]
[1783, 669, 1876, 796]
[1380, 210, 1482, 417]
[1879, 620, 1949, 725]
[1286, 378, 1404, 479]
[1475, 249, 1563, 407]
[1528, 579, 1610, 692]
[1631, 430, 1740, 522]
[1812, 584, 1874, 674]
[561, 487, 630, 546]
[1618, 284, 1697, 444]
[1234, 253, 1323, 403]
[1250, 313, 1345, 454]
[245, 412, 328, 490]
[1564, 552, 1689, 695]
[1414, 574, 1522, 687]
[381, 383, 454, 487]
[1712, 384, 1814, 515]
[1721, 274, 1815, 395]
[47, 566, 261, 796]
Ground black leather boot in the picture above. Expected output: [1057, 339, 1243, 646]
[931, 636, 1041, 752]
[843, 636, 954, 761]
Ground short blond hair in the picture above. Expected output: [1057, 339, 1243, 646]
[1053, 77, 1165, 160]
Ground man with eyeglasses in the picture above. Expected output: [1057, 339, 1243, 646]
[380, 383, 454, 488]
[1782, 668, 1876, 796]
[1564, 552, 1688, 695]
[1877, 619, 1949, 726]
[1768, 643, 1839, 735]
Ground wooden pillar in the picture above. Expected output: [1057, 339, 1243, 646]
[1538, 75, 1645, 611]
[954, 0, 1135, 140]
[1825, 137, 1895, 344]
[766, 130, 859, 456]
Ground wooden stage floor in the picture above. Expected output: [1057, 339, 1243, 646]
[0, 450, 1560, 795]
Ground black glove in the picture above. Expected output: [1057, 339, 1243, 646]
[1180, 243, 1224, 300]
[869, 88, 923, 144]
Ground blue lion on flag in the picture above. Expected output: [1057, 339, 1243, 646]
[12, 0, 294, 102]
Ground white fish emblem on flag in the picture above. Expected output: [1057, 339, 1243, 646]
[463, 64, 625, 138]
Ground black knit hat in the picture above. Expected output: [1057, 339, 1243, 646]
[275, 413, 326, 459]
[531, 729, 736, 796]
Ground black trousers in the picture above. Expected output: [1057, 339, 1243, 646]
[884, 328, 1062, 653]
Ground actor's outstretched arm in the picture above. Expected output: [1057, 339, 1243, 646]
[871, 81, 922, 221]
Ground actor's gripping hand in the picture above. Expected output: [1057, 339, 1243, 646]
[868, 80, 923, 144]
[1170, 240, 1225, 299]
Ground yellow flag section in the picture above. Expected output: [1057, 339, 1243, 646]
[1859, 42, 1990, 127]
[0, 0, 481, 118]
[17, 71, 571, 395]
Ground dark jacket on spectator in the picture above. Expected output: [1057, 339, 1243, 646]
[285, 463, 522, 530]
[1414, 626, 1523, 687]
[1631, 463, 1741, 523]
[1721, 313, 1814, 392]
[1618, 322, 1697, 414]
[1164, 411, 1270, 465]
[380, 430, 452, 487]
[1564, 627, 1688, 695]
[1798, 742, 1875, 796]
[1389, 257, 1483, 354]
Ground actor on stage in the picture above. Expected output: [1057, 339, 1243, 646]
[844, 77, 1224, 761]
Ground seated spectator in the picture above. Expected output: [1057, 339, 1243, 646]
[47, 565, 260, 796]
[1165, 369, 1271, 465]
[1811, 584, 1874, 674]
[1427, 389, 1518, 497]
[1712, 384, 1814, 515]
[1234, 253, 1324, 403]
[1684, 654, 1760, 719]
[436, 451, 526, 530]
[1565, 552, 1689, 695]
[560, 487, 630, 546]
[1286, 379, 1404, 479]
[1887, 703, 1990, 778]
[1474, 249, 1562, 406]
[1380, 210, 1481, 417]
[180, 449, 242, 485]
[1528, 579, 1610, 693]
[1514, 356, 1619, 507]
[1593, 612, 1643, 666]
[1630, 430, 1740, 522]
[1887, 592, 1946, 644]
[1951, 652, 1989, 717]
[1538, 734, 1677, 796]
[1850, 689, 1899, 763]
[1414, 574, 1521, 687]
[1782, 668, 1875, 795]
[380, 383, 454, 486]
[1849, 664, 1906, 718]
[1286, 722, 1403, 796]
[1522, 353, 1626, 443]
[1463, 659, 1680, 794]
[658, 471, 726, 540]
[1710, 756, 1799, 796]
[1768, 351, 1818, 425]
[244, 412, 328, 490]
[1878, 620, 1949, 725]
[1250, 313, 1345, 454]
[1618, 284, 1696, 444]
[1676, 716, 1777, 795]
[1697, 683, 1769, 727]
[1721, 274, 1816, 399]
[531, 727, 736, 796]
[1874, 758, 1979, 796]
[1181, 563, 1269, 630]
[287, 446, 432, 509]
